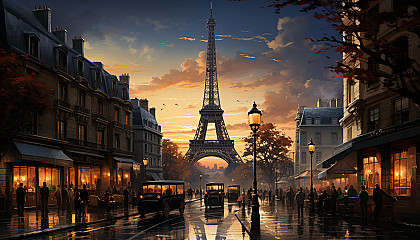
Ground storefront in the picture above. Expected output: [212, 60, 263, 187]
[114, 157, 139, 192]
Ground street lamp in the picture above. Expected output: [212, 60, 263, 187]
[308, 139, 315, 212]
[200, 174, 202, 199]
[143, 157, 148, 182]
[275, 167, 278, 200]
[248, 102, 261, 232]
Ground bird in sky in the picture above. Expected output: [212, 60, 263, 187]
[175, 103, 178, 106]
[163, 103, 166, 106]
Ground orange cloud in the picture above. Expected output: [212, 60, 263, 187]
[226, 123, 248, 130]
[103, 63, 145, 74]
[183, 104, 197, 109]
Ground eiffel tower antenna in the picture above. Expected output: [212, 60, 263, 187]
[185, 5, 242, 166]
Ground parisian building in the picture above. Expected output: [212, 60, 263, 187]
[0, 1, 135, 212]
[294, 99, 343, 188]
[132, 98, 163, 182]
[318, 0, 420, 219]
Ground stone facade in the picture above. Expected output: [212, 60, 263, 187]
[0, 1, 135, 212]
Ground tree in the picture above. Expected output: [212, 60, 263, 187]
[243, 123, 293, 189]
[0, 49, 52, 154]
[231, 161, 253, 190]
[268, 0, 420, 107]
[162, 139, 193, 180]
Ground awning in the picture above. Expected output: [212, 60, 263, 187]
[114, 157, 136, 163]
[147, 172, 163, 181]
[318, 153, 357, 180]
[14, 142, 73, 167]
[294, 170, 321, 180]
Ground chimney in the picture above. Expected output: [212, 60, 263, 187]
[131, 98, 139, 108]
[329, 98, 337, 108]
[140, 99, 149, 111]
[72, 36, 84, 56]
[149, 107, 156, 118]
[52, 26, 67, 44]
[119, 73, 130, 86]
[317, 99, 323, 108]
[33, 5, 52, 32]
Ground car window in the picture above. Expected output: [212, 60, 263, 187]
[170, 185, 176, 195]
[162, 185, 170, 196]
[144, 185, 161, 194]
[176, 184, 184, 194]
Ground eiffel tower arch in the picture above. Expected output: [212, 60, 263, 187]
[185, 6, 242, 166]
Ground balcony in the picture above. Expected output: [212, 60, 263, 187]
[53, 99, 71, 109]
[92, 114, 108, 123]
[73, 106, 90, 115]
[111, 121, 125, 129]
[392, 110, 409, 125]
[68, 138, 105, 149]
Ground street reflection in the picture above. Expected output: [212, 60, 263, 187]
[205, 207, 224, 224]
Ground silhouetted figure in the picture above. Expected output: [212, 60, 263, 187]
[372, 184, 395, 222]
[54, 185, 61, 211]
[40, 182, 49, 215]
[80, 184, 89, 218]
[62, 185, 69, 210]
[318, 190, 330, 212]
[286, 187, 295, 208]
[16, 183, 26, 217]
[74, 192, 82, 220]
[295, 187, 305, 218]
[123, 188, 129, 208]
[348, 185, 357, 197]
[268, 189, 272, 203]
[359, 186, 369, 221]
[331, 186, 338, 215]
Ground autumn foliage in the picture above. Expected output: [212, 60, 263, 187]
[162, 139, 193, 180]
[243, 123, 293, 188]
[0, 49, 53, 153]
[268, 0, 420, 107]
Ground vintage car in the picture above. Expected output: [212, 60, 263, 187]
[204, 182, 224, 208]
[138, 180, 185, 218]
[227, 185, 241, 203]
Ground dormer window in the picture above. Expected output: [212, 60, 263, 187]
[28, 34, 39, 58]
[122, 87, 128, 100]
[315, 117, 321, 125]
[55, 45, 68, 71]
[331, 117, 338, 124]
[112, 80, 117, 93]
[305, 117, 312, 125]
[95, 70, 101, 88]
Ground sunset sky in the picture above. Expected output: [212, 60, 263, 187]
[19, 0, 342, 168]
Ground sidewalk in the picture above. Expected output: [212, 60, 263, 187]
[235, 200, 420, 240]
[0, 198, 200, 240]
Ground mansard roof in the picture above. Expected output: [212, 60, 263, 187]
[132, 106, 162, 134]
[300, 107, 343, 126]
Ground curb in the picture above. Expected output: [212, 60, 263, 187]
[233, 210, 254, 240]
[3, 198, 202, 240]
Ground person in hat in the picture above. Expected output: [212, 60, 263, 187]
[16, 183, 26, 217]
[40, 182, 49, 214]
[359, 185, 369, 221]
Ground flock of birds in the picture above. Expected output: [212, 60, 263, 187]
[159, 100, 248, 111]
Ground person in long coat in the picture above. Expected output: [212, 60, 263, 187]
[16, 183, 26, 217]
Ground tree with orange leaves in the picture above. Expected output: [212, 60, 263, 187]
[268, 0, 420, 107]
[243, 123, 293, 189]
[0, 49, 52, 154]
[162, 138, 193, 180]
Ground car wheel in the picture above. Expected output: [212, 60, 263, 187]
[179, 200, 185, 215]
[162, 201, 170, 218]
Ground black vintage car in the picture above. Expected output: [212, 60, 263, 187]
[204, 182, 224, 208]
[138, 180, 185, 218]
[227, 185, 240, 203]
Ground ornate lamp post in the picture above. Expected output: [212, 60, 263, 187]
[308, 139, 315, 212]
[275, 167, 278, 200]
[248, 102, 262, 232]
[142, 157, 148, 182]
[200, 174, 202, 199]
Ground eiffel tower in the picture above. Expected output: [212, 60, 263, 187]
[185, 6, 242, 165]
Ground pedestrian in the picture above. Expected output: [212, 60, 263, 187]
[348, 185, 357, 197]
[74, 191, 82, 220]
[318, 190, 329, 212]
[54, 185, 62, 211]
[373, 184, 384, 222]
[123, 188, 129, 208]
[286, 186, 295, 208]
[268, 189, 272, 203]
[331, 185, 338, 215]
[62, 185, 69, 210]
[295, 187, 305, 218]
[40, 182, 49, 214]
[337, 187, 342, 198]
[359, 185, 369, 221]
[16, 183, 26, 217]
[68, 185, 74, 209]
[80, 184, 89, 218]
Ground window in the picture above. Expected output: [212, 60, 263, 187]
[316, 152, 322, 163]
[24, 112, 38, 135]
[347, 80, 354, 105]
[391, 147, 416, 196]
[57, 47, 67, 70]
[77, 59, 84, 77]
[345, 33, 353, 44]
[145, 132, 148, 140]
[78, 124, 86, 145]
[114, 108, 120, 122]
[392, 37, 410, 71]
[300, 132, 307, 146]
[58, 82, 68, 102]
[331, 132, 338, 145]
[125, 112, 130, 125]
[301, 152, 307, 164]
[305, 117, 312, 125]
[145, 143, 148, 153]
[315, 132, 322, 145]
[367, 57, 379, 86]
[368, 107, 380, 131]
[315, 117, 321, 125]
[112, 81, 117, 93]
[98, 100, 104, 115]
[362, 155, 381, 194]
[28, 35, 39, 58]
[393, 97, 409, 124]
[331, 117, 338, 124]
[96, 130, 104, 149]
[58, 120, 66, 140]
[115, 133, 120, 148]
[122, 87, 128, 100]
[79, 91, 86, 107]
[95, 70, 101, 88]
[126, 138, 131, 151]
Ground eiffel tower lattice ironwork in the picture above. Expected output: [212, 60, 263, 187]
[185, 7, 242, 165]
